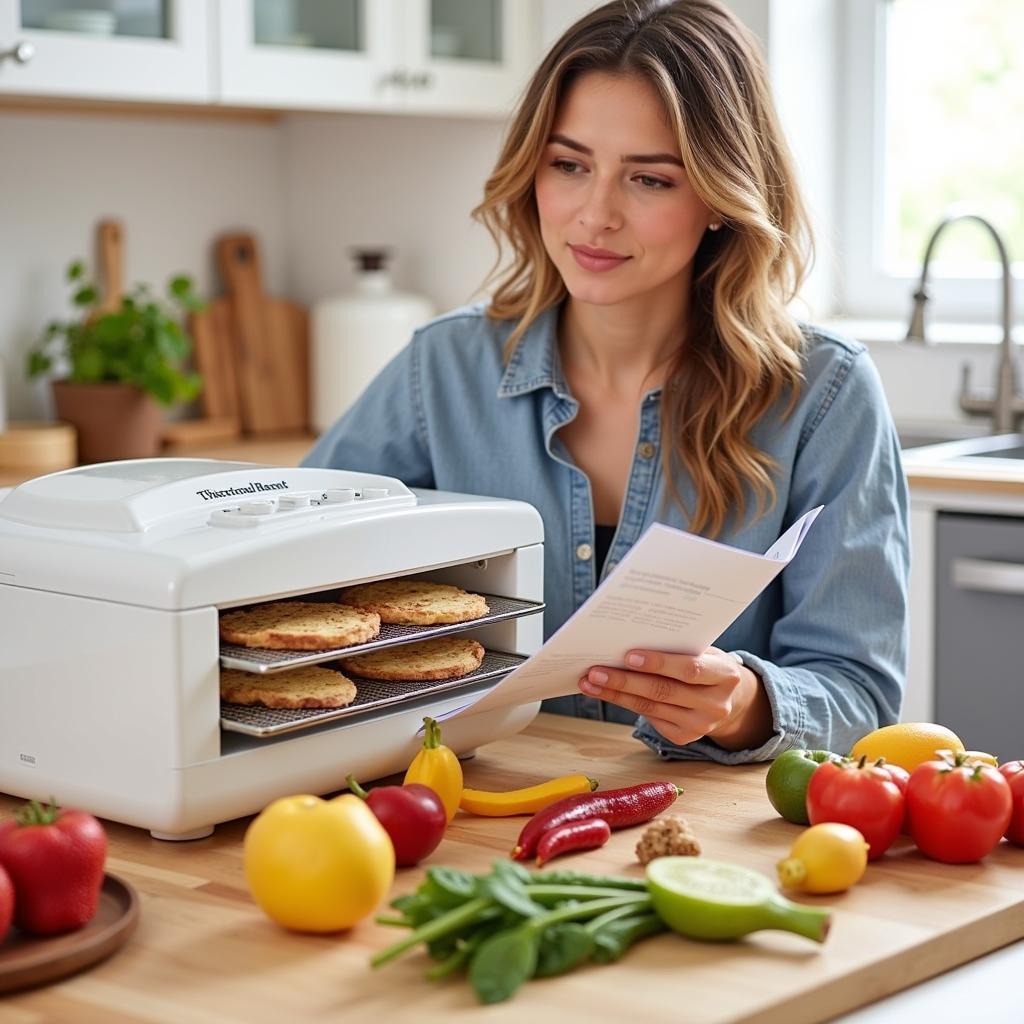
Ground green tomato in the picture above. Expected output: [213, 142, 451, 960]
[765, 749, 839, 825]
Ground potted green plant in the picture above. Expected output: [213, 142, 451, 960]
[27, 260, 204, 463]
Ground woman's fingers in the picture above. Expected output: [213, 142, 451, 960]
[576, 647, 744, 737]
[623, 649, 741, 687]
[581, 668, 707, 714]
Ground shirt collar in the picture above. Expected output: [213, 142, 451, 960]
[496, 303, 573, 401]
[494, 301, 665, 405]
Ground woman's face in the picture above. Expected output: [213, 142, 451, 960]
[534, 71, 715, 310]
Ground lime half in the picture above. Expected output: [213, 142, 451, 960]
[645, 857, 831, 943]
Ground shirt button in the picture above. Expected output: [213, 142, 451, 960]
[576, 543, 593, 561]
[637, 441, 656, 459]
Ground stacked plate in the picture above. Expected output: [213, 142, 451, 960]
[43, 8, 117, 35]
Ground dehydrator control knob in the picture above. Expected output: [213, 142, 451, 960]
[238, 500, 275, 516]
[323, 488, 356, 504]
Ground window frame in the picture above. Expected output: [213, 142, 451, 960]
[838, 0, 1024, 325]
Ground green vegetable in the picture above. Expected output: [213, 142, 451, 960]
[370, 857, 829, 1004]
[26, 261, 203, 406]
[530, 869, 648, 891]
[371, 861, 657, 1003]
[591, 913, 667, 963]
[646, 857, 832, 943]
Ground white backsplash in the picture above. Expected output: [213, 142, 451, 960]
[0, 109, 288, 422]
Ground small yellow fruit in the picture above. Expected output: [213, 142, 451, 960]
[960, 750, 999, 767]
[244, 794, 394, 933]
[777, 823, 869, 894]
[849, 722, 965, 773]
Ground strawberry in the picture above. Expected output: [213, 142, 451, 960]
[0, 799, 107, 936]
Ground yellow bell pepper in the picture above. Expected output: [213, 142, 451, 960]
[404, 717, 463, 822]
[460, 773, 599, 816]
[243, 793, 394, 933]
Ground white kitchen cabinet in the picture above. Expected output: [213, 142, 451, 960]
[0, 1, 539, 115]
[217, 0, 403, 112]
[398, 0, 537, 117]
[0, 0, 212, 102]
[218, 0, 538, 117]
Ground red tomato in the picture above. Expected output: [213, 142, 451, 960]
[998, 760, 1024, 847]
[807, 756, 906, 860]
[907, 753, 1012, 863]
[884, 763, 910, 795]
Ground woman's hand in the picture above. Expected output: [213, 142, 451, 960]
[577, 647, 774, 752]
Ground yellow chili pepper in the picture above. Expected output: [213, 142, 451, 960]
[961, 750, 999, 767]
[404, 717, 463, 822]
[459, 773, 599, 817]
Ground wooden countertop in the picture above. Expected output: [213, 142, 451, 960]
[3, 714, 1024, 1024]
[903, 462, 1024, 497]
[0, 433, 314, 488]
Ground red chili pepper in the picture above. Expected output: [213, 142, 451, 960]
[535, 816, 610, 867]
[511, 780, 682, 861]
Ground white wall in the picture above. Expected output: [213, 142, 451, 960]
[0, 109, 287, 421]
[280, 112, 505, 313]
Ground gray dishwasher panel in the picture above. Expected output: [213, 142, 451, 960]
[936, 512, 1024, 762]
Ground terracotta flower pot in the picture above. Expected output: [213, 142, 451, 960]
[51, 380, 164, 464]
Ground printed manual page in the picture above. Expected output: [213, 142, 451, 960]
[442, 506, 823, 721]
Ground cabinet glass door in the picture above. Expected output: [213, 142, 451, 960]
[19, 0, 169, 40]
[3, 0, 210, 101]
[252, 0, 361, 53]
[218, 0, 398, 111]
[402, 0, 531, 116]
[429, 0, 502, 63]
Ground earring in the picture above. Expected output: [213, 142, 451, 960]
[708, 221, 722, 231]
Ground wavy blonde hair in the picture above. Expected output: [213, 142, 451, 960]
[472, 0, 813, 537]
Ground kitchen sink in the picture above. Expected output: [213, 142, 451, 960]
[961, 444, 1024, 461]
[898, 433, 966, 450]
[900, 433, 1024, 465]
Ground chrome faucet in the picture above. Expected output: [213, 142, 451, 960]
[905, 207, 1023, 434]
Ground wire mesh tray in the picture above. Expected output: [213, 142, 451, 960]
[220, 649, 526, 737]
[219, 594, 543, 674]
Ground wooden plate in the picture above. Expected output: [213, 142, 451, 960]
[0, 874, 139, 994]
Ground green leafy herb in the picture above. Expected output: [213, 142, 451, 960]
[371, 860, 659, 1004]
[25, 259, 204, 407]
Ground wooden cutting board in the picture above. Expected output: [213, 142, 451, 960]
[189, 298, 239, 422]
[217, 233, 309, 434]
[94, 219, 123, 315]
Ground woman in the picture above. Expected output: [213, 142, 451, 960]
[304, 0, 909, 763]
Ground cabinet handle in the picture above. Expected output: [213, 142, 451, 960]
[379, 67, 410, 89]
[0, 41, 35, 66]
[951, 557, 1024, 596]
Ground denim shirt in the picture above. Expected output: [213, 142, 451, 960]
[303, 302, 910, 764]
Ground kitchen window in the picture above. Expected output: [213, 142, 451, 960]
[839, 0, 1024, 323]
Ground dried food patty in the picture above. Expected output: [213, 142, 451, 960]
[220, 665, 358, 709]
[338, 579, 489, 625]
[219, 601, 381, 650]
[342, 636, 485, 681]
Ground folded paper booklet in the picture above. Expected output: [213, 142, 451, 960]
[441, 505, 824, 721]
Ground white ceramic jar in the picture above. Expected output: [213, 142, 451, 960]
[311, 251, 435, 433]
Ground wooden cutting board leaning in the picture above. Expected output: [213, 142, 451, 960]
[216, 233, 310, 435]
